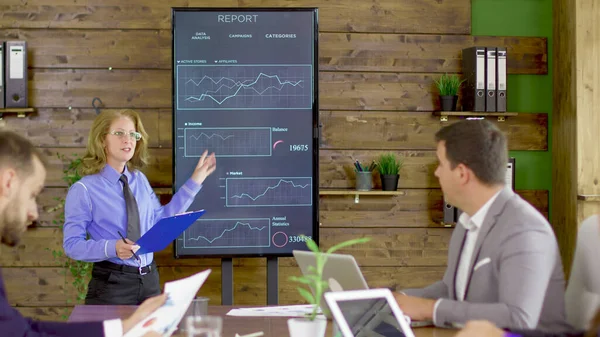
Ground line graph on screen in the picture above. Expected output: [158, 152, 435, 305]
[184, 218, 271, 248]
[184, 127, 272, 157]
[176, 64, 312, 110]
[226, 177, 312, 207]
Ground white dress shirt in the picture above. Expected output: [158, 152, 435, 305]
[432, 189, 502, 324]
[103, 319, 123, 337]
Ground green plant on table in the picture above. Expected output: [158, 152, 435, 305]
[288, 236, 371, 321]
[377, 153, 403, 176]
[434, 73, 465, 96]
[46, 154, 92, 318]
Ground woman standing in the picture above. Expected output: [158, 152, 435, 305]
[63, 109, 216, 305]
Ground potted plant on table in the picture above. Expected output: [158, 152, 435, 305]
[377, 153, 403, 191]
[288, 236, 371, 337]
[434, 73, 465, 111]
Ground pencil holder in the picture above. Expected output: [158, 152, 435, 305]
[355, 171, 373, 191]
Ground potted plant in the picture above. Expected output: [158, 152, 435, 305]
[288, 236, 371, 337]
[377, 153, 403, 191]
[47, 154, 93, 318]
[434, 73, 465, 111]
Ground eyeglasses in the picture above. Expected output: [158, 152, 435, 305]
[108, 130, 142, 141]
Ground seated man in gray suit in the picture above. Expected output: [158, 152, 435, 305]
[395, 120, 570, 332]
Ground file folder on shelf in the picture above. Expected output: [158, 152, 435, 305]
[461, 46, 486, 112]
[0, 42, 4, 109]
[485, 47, 497, 112]
[5, 41, 27, 108]
[443, 200, 457, 224]
[496, 47, 507, 112]
[135, 209, 206, 254]
[506, 157, 516, 190]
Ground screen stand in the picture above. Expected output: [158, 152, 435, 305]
[267, 257, 279, 305]
[221, 258, 233, 305]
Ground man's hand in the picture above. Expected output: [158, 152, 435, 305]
[454, 320, 504, 337]
[141, 333, 162, 337]
[190, 150, 217, 185]
[122, 294, 167, 334]
[393, 292, 436, 321]
[116, 238, 139, 260]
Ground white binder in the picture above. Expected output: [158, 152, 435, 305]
[485, 47, 496, 112]
[5, 41, 27, 108]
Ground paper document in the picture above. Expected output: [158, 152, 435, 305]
[124, 269, 212, 337]
[227, 304, 324, 317]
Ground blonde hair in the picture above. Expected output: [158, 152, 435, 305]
[80, 109, 150, 176]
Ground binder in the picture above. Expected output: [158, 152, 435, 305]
[135, 209, 206, 254]
[506, 157, 516, 190]
[5, 41, 27, 108]
[0, 42, 4, 108]
[485, 47, 497, 112]
[461, 46, 486, 112]
[443, 200, 457, 225]
[496, 47, 507, 112]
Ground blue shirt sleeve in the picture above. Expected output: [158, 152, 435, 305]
[63, 182, 118, 262]
[139, 173, 203, 224]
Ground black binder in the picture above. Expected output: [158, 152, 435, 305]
[0, 42, 4, 109]
[507, 157, 516, 190]
[496, 47, 507, 112]
[443, 200, 457, 225]
[461, 46, 486, 112]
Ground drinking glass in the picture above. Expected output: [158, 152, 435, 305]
[177, 297, 210, 332]
[185, 315, 222, 337]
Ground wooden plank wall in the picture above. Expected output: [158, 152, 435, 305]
[553, 0, 600, 276]
[0, 0, 548, 320]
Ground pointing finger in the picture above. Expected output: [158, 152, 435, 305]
[196, 150, 208, 168]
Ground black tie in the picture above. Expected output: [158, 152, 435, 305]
[120, 174, 141, 242]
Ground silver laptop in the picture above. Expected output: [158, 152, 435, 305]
[292, 250, 433, 328]
[293, 250, 369, 317]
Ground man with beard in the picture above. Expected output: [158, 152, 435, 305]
[0, 130, 165, 337]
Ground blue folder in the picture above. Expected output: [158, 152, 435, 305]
[135, 209, 206, 254]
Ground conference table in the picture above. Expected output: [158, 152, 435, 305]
[68, 305, 458, 337]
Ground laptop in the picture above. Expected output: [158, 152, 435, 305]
[292, 250, 433, 328]
[324, 288, 416, 337]
[293, 250, 369, 317]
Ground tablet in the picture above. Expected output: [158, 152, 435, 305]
[324, 288, 416, 337]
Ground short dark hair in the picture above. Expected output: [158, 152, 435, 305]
[434, 119, 508, 185]
[0, 130, 46, 175]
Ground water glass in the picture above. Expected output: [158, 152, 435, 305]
[178, 297, 210, 332]
[186, 315, 222, 337]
